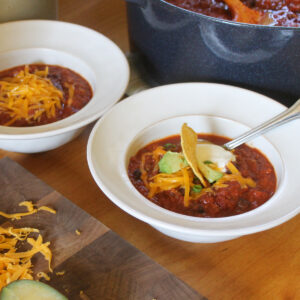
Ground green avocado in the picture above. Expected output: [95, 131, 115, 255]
[158, 151, 188, 174]
[0, 280, 68, 300]
[197, 161, 223, 183]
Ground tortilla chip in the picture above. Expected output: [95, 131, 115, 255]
[181, 123, 207, 187]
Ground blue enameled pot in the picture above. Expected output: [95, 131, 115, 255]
[125, 0, 300, 105]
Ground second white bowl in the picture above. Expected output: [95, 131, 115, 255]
[0, 20, 129, 153]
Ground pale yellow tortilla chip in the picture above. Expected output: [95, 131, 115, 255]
[181, 123, 207, 187]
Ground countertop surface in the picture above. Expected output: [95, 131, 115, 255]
[0, 0, 299, 299]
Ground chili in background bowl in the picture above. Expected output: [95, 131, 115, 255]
[0, 20, 129, 153]
[87, 83, 300, 243]
[125, 0, 300, 105]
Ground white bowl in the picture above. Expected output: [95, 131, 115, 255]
[87, 83, 300, 243]
[0, 20, 129, 153]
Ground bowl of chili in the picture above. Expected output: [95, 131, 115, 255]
[0, 20, 129, 153]
[87, 83, 300, 243]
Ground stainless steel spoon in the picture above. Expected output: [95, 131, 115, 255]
[223, 98, 300, 151]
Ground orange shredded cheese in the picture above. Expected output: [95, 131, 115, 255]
[215, 173, 256, 189]
[181, 167, 191, 207]
[38, 206, 56, 214]
[148, 167, 194, 198]
[227, 161, 240, 174]
[75, 229, 81, 236]
[55, 271, 65, 276]
[140, 146, 166, 189]
[27, 235, 52, 272]
[0, 200, 56, 290]
[37, 271, 50, 281]
[0, 65, 64, 125]
[222, 161, 256, 188]
[0, 201, 56, 220]
[0, 226, 52, 290]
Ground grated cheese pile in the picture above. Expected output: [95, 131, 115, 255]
[0, 201, 56, 290]
[148, 167, 194, 207]
[0, 65, 72, 126]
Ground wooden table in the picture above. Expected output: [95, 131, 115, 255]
[1, 0, 299, 299]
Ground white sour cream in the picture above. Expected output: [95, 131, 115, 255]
[195, 143, 235, 171]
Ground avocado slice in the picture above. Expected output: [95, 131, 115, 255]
[158, 151, 188, 174]
[0, 280, 68, 300]
[197, 161, 223, 183]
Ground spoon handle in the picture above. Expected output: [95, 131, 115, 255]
[224, 98, 300, 151]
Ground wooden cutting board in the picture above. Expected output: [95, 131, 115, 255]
[0, 157, 206, 300]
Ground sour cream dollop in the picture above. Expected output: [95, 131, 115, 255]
[195, 143, 236, 171]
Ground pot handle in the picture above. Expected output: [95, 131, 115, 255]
[125, 0, 146, 7]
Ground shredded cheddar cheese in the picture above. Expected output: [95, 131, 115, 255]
[55, 271, 65, 276]
[223, 162, 256, 188]
[140, 146, 166, 189]
[0, 201, 56, 220]
[0, 200, 56, 290]
[227, 161, 240, 175]
[37, 271, 51, 281]
[216, 173, 256, 189]
[148, 167, 195, 206]
[38, 206, 57, 214]
[0, 65, 64, 125]
[181, 167, 191, 207]
[0, 227, 52, 290]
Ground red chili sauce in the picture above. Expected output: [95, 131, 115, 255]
[128, 134, 276, 218]
[166, 0, 300, 27]
[0, 64, 93, 127]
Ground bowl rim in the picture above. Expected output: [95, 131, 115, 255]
[0, 20, 130, 139]
[87, 82, 300, 236]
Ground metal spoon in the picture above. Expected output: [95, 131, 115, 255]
[223, 98, 300, 151]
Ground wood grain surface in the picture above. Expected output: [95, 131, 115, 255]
[0, 1, 299, 299]
[0, 157, 204, 300]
